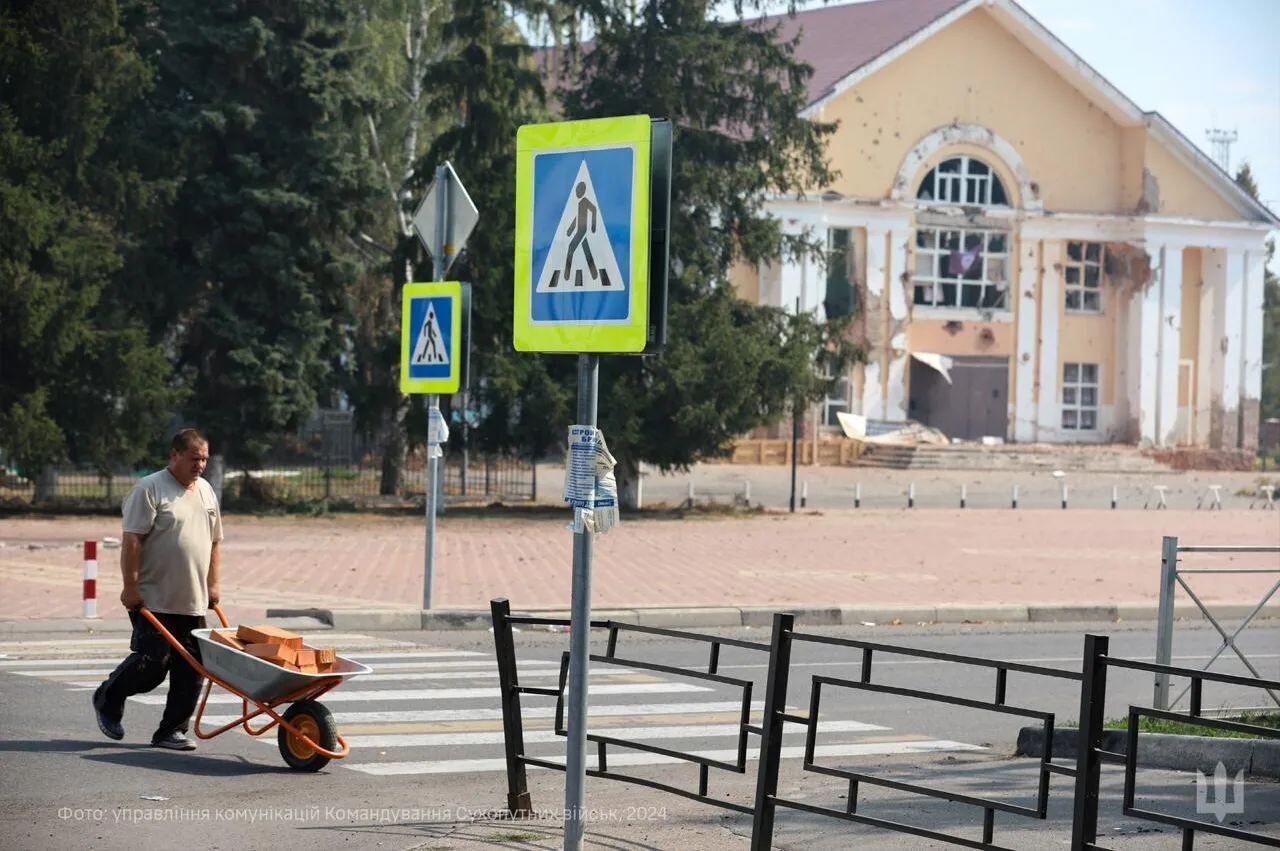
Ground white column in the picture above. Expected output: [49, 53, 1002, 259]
[1013, 234, 1039, 441]
[861, 226, 888, 420]
[1136, 262, 1162, 444]
[778, 220, 807, 311]
[1035, 241, 1064, 438]
[1220, 249, 1246, 448]
[1242, 247, 1266, 448]
[1155, 245, 1183, 446]
[884, 228, 910, 421]
[1196, 248, 1225, 446]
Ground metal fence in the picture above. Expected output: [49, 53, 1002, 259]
[0, 452, 535, 509]
[490, 599, 1280, 850]
[1154, 536, 1280, 710]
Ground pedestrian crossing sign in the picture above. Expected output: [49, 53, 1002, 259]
[400, 282, 461, 394]
[514, 115, 654, 353]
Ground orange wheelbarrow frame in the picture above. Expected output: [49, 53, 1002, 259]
[138, 605, 351, 761]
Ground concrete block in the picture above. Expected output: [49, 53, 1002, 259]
[635, 607, 743, 629]
[1027, 605, 1118, 623]
[421, 609, 492, 631]
[265, 608, 334, 626]
[740, 607, 842, 628]
[326, 608, 421, 631]
[933, 604, 1030, 624]
[840, 606, 938, 625]
[1113, 603, 1159, 622]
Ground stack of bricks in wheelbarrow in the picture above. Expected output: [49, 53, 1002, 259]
[209, 625, 337, 674]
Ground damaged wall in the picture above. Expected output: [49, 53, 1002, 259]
[817, 6, 1125, 213]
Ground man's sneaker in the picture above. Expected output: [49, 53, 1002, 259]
[92, 686, 124, 741]
[151, 731, 197, 751]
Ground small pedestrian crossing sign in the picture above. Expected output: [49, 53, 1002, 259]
[515, 115, 655, 353]
[400, 282, 461, 394]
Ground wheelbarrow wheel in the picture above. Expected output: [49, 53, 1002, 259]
[278, 700, 337, 771]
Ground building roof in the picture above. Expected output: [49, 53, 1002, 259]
[753, 0, 967, 108]
[754, 0, 1278, 226]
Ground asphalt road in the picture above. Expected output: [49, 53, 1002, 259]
[0, 620, 1276, 850]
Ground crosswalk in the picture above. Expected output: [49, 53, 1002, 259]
[0, 632, 984, 776]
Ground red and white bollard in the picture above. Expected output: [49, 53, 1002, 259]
[83, 540, 98, 619]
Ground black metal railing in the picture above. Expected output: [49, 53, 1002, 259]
[753, 615, 1083, 850]
[490, 601, 1280, 849]
[1075, 635, 1280, 850]
[490, 599, 772, 817]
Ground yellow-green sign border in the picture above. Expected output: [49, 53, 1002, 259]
[514, 115, 652, 353]
[400, 281, 462, 394]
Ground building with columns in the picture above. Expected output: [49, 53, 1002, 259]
[733, 0, 1277, 449]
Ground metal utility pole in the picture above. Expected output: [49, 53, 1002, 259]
[563, 354, 599, 850]
[789, 297, 800, 513]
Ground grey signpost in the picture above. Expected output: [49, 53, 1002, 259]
[411, 162, 478, 609]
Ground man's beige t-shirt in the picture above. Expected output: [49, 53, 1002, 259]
[122, 469, 224, 616]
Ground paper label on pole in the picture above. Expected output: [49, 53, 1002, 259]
[563, 425, 620, 533]
[564, 426, 600, 508]
[427, 407, 449, 458]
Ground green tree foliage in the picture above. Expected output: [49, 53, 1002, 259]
[415, 0, 570, 459]
[558, 0, 855, 498]
[118, 0, 383, 464]
[0, 0, 183, 479]
[1235, 164, 1280, 421]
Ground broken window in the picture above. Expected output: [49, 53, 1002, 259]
[1064, 241, 1104, 312]
[917, 156, 1009, 206]
[912, 227, 1009, 310]
[824, 228, 855, 320]
[1062, 362, 1099, 430]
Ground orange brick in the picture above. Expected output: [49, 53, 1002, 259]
[243, 643, 298, 667]
[296, 664, 320, 674]
[314, 647, 336, 665]
[295, 649, 316, 669]
[210, 630, 246, 651]
[235, 624, 304, 649]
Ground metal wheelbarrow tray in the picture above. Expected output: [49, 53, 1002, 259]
[138, 605, 371, 770]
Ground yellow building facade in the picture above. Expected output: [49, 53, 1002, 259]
[739, 0, 1277, 449]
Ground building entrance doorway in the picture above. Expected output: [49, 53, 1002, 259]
[908, 355, 1008, 441]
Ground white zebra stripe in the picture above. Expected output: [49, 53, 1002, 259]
[128, 682, 711, 705]
[346, 740, 985, 776]
[341, 719, 887, 749]
[201, 700, 772, 727]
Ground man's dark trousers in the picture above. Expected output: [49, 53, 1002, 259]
[95, 610, 206, 742]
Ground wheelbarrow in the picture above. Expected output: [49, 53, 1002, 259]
[137, 605, 371, 771]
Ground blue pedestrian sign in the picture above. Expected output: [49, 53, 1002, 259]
[400, 281, 461, 394]
[515, 116, 656, 353]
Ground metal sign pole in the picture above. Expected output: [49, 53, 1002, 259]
[423, 164, 449, 611]
[564, 353, 598, 851]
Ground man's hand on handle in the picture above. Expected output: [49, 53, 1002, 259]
[120, 585, 143, 610]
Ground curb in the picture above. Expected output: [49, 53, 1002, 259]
[261, 601, 1273, 632]
[1016, 726, 1280, 779]
[3, 602, 1272, 635]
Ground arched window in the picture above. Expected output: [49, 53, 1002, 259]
[917, 156, 1009, 206]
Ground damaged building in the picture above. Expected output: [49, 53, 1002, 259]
[733, 0, 1278, 450]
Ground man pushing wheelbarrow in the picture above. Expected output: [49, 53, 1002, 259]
[93, 428, 221, 752]
[92, 427, 368, 770]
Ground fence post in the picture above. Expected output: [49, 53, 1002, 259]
[1154, 536, 1178, 710]
[751, 612, 795, 851]
[490, 598, 532, 816]
[1071, 633, 1110, 851]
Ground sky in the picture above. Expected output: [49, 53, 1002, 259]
[726, 0, 1280, 218]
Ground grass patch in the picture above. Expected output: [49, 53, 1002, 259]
[1104, 710, 1280, 739]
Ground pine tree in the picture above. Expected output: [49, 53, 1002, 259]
[0, 0, 183, 488]
[118, 0, 383, 465]
[415, 0, 570, 460]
